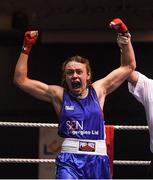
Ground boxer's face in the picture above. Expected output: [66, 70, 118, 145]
[65, 61, 90, 97]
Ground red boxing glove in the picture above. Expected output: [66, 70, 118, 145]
[22, 31, 38, 55]
[109, 18, 128, 34]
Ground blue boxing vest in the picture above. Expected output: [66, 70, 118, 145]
[58, 86, 105, 140]
[56, 86, 111, 179]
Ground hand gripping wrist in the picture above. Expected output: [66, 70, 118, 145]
[117, 32, 131, 48]
[22, 31, 38, 55]
[109, 18, 128, 34]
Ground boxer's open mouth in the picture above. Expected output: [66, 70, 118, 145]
[71, 81, 82, 89]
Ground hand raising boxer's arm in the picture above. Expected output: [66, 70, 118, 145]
[101, 18, 136, 94]
[93, 18, 136, 109]
[13, 31, 63, 114]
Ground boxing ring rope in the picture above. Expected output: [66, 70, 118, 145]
[0, 121, 58, 128]
[0, 158, 150, 165]
[0, 121, 150, 166]
[0, 121, 148, 130]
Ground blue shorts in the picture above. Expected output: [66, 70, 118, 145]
[55, 152, 111, 179]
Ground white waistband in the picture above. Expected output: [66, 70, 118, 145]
[61, 138, 107, 155]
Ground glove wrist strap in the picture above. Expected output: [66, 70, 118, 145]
[22, 45, 32, 55]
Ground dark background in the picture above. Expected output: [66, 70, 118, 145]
[0, 41, 151, 179]
[0, 0, 153, 178]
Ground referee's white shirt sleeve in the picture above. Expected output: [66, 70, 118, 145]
[128, 71, 153, 105]
[128, 71, 153, 153]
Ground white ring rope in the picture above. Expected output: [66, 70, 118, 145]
[0, 121, 149, 166]
[0, 121, 148, 130]
[0, 121, 58, 128]
[0, 158, 150, 165]
[113, 160, 150, 166]
[115, 125, 148, 130]
[0, 158, 55, 164]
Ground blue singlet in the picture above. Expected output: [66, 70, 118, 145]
[55, 86, 111, 179]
